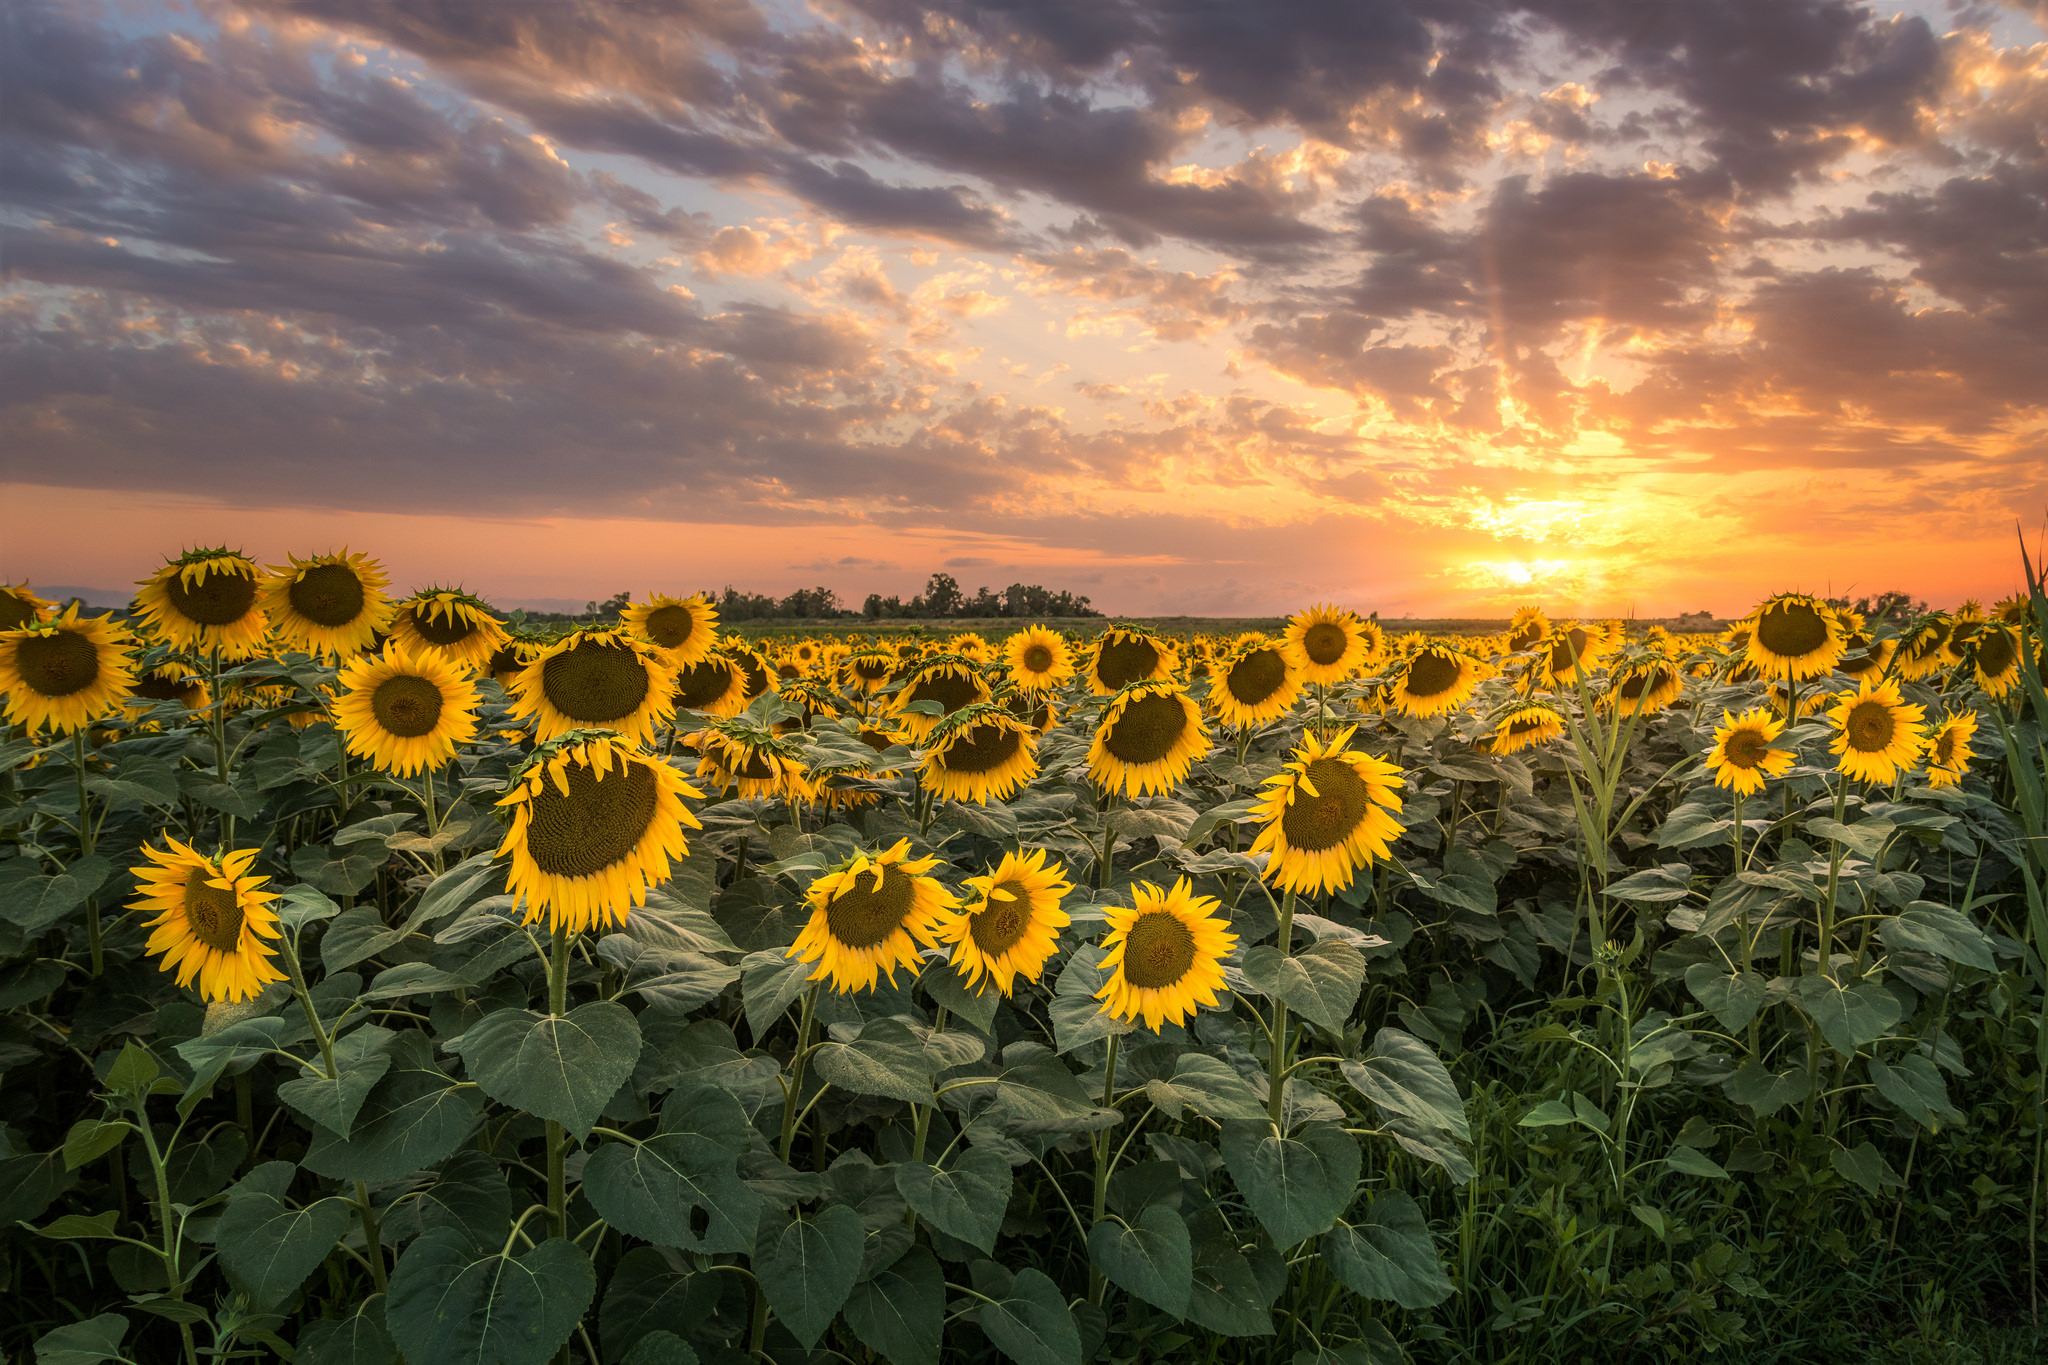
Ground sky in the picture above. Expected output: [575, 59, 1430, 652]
[4, 0, 2046, 617]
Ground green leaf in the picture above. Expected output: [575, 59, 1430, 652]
[599, 1247, 721, 1364]
[450, 1002, 641, 1138]
[752, 1204, 864, 1349]
[32, 1313, 131, 1365]
[1878, 901, 1996, 972]
[1683, 964, 1768, 1033]
[1721, 1059, 1807, 1118]
[1603, 863, 1694, 903]
[1517, 1099, 1577, 1128]
[62, 1119, 132, 1171]
[582, 1087, 761, 1254]
[1087, 1206, 1192, 1317]
[813, 1018, 935, 1104]
[918, 959, 1001, 1035]
[1807, 816, 1894, 860]
[1050, 944, 1134, 1054]
[1220, 1121, 1360, 1248]
[387, 1231, 594, 1365]
[322, 906, 407, 971]
[104, 1042, 159, 1096]
[1340, 1027, 1469, 1142]
[87, 759, 179, 810]
[1, 856, 111, 934]
[974, 1265, 1082, 1365]
[292, 842, 383, 896]
[296, 1297, 398, 1365]
[1831, 1141, 1905, 1195]
[1144, 1053, 1265, 1123]
[739, 951, 815, 1041]
[302, 1032, 485, 1183]
[842, 1244, 944, 1365]
[217, 1192, 353, 1309]
[1665, 1146, 1729, 1180]
[979, 1044, 1119, 1135]
[1320, 1193, 1454, 1308]
[1241, 940, 1366, 1033]
[620, 1331, 697, 1365]
[893, 1146, 1011, 1253]
[31, 1211, 123, 1241]
[277, 1025, 399, 1139]
[1868, 1053, 1965, 1131]
[1186, 1240, 1272, 1338]
[1793, 977, 1903, 1055]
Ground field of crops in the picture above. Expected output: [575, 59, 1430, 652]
[4, 549, 2047, 1365]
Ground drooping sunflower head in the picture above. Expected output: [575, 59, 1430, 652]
[1086, 624, 1181, 695]
[134, 549, 269, 660]
[788, 840, 960, 994]
[918, 703, 1039, 805]
[487, 635, 546, 689]
[259, 550, 393, 660]
[719, 636, 776, 703]
[509, 628, 678, 746]
[891, 656, 993, 740]
[0, 582, 57, 632]
[1005, 626, 1075, 692]
[690, 719, 813, 803]
[1835, 631, 1895, 680]
[1248, 724, 1404, 895]
[388, 589, 508, 672]
[1923, 710, 1979, 790]
[1284, 603, 1375, 685]
[1742, 593, 1845, 681]
[124, 659, 210, 717]
[496, 732, 703, 935]
[1539, 623, 1607, 687]
[1002, 687, 1060, 734]
[1095, 879, 1235, 1031]
[1483, 703, 1565, 755]
[949, 633, 993, 664]
[1506, 606, 1550, 652]
[0, 606, 136, 735]
[1208, 635, 1303, 729]
[1087, 679, 1210, 798]
[938, 848, 1073, 997]
[1388, 645, 1481, 718]
[333, 644, 481, 776]
[1827, 678, 1926, 785]
[1705, 707, 1794, 796]
[1892, 614, 1955, 682]
[775, 676, 844, 731]
[1994, 593, 2033, 627]
[842, 648, 898, 695]
[1968, 624, 2021, 698]
[1605, 659, 1686, 716]
[671, 653, 749, 717]
[624, 593, 720, 668]
[133, 841, 286, 1003]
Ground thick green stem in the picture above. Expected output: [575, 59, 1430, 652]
[754, 985, 822, 1354]
[547, 928, 571, 1241]
[355, 1180, 389, 1292]
[1268, 888, 1297, 1129]
[282, 934, 338, 1081]
[1815, 781, 1847, 981]
[134, 1113, 200, 1365]
[1097, 799, 1119, 891]
[1087, 1034, 1121, 1306]
[73, 729, 102, 975]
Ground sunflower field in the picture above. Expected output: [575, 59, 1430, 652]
[4, 548, 2048, 1365]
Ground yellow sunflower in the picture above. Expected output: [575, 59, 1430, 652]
[1968, 624, 2021, 698]
[1208, 636, 1303, 729]
[1483, 703, 1565, 754]
[1704, 708, 1794, 796]
[788, 841, 959, 994]
[891, 657, 992, 741]
[690, 722, 812, 803]
[509, 629, 677, 747]
[1741, 592, 1845, 681]
[723, 638, 775, 703]
[1088, 680, 1210, 797]
[1085, 625, 1181, 695]
[1388, 646, 1481, 718]
[1094, 879, 1235, 1030]
[1923, 711, 1978, 790]
[124, 660, 210, 717]
[387, 590, 509, 673]
[1892, 616, 1955, 683]
[259, 550, 394, 660]
[1827, 679, 1926, 785]
[1506, 606, 1550, 652]
[332, 645, 481, 776]
[842, 648, 898, 696]
[672, 654, 749, 717]
[950, 633, 993, 664]
[936, 849, 1072, 997]
[0, 607, 136, 735]
[919, 704, 1038, 804]
[1284, 604, 1376, 685]
[1248, 724, 1403, 895]
[133, 841, 286, 1003]
[1005, 627, 1075, 692]
[1535, 623, 1607, 688]
[0, 582, 57, 631]
[1993, 593, 2032, 627]
[624, 593, 720, 668]
[776, 676, 844, 731]
[487, 636, 545, 689]
[134, 550, 269, 660]
[1836, 631, 1895, 681]
[497, 733, 703, 935]
[1606, 659, 1686, 716]
[1003, 689, 1060, 734]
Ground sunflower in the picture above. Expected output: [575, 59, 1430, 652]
[332, 645, 480, 776]
[672, 654, 749, 717]
[1388, 645, 1481, 718]
[623, 593, 720, 668]
[134, 550, 269, 660]
[1994, 594, 2032, 627]
[1892, 616, 1955, 683]
[388, 590, 509, 673]
[0, 582, 57, 631]
[937, 849, 1073, 997]
[1248, 725, 1403, 895]
[1968, 624, 2021, 698]
[919, 704, 1038, 804]
[510, 629, 677, 747]
[1764, 680, 1829, 719]
[843, 648, 897, 696]
[1088, 680, 1210, 797]
[1606, 659, 1686, 716]
[892, 657, 993, 741]
[133, 841, 286, 1003]
[1836, 631, 1895, 681]
[723, 638, 775, 703]
[497, 733, 702, 935]
[1506, 606, 1550, 652]
[124, 660, 210, 716]
[1086, 625, 1181, 695]
[776, 676, 843, 731]
[1538, 624, 1607, 687]
[1923, 711, 1978, 790]
[1209, 636, 1303, 729]
[487, 636, 545, 689]
[788, 840, 959, 994]
[1284, 604, 1375, 685]
[1003, 689, 1060, 733]
[1006, 627, 1075, 692]
[950, 633, 993, 664]
[1483, 703, 1565, 754]
[0, 607, 136, 735]
[259, 550, 393, 660]
[1826, 679, 1926, 785]
[690, 721, 812, 803]
[1703, 708, 1794, 796]
[1740, 593, 1845, 681]
[1095, 879, 1235, 1030]
[791, 639, 823, 670]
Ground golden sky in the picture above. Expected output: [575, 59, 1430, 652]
[5, 0, 2045, 616]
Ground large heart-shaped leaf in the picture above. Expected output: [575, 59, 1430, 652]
[893, 1146, 1011, 1253]
[277, 1025, 398, 1139]
[813, 1018, 934, 1104]
[973, 1265, 1081, 1365]
[582, 1087, 761, 1254]
[449, 1003, 640, 1137]
[752, 1204, 864, 1348]
[1793, 977, 1902, 1055]
[1220, 1121, 1360, 1248]
[842, 1244, 944, 1365]
[217, 1189, 354, 1310]
[1087, 1206, 1192, 1317]
[1682, 965, 1768, 1034]
[1241, 940, 1366, 1033]
[386, 1230, 593, 1365]
[1339, 1028, 1468, 1142]
[1319, 1193, 1453, 1309]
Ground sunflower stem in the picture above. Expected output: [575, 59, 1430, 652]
[421, 764, 443, 875]
[1268, 887, 1296, 1130]
[354, 1180, 388, 1293]
[1087, 1033, 1121, 1306]
[546, 927, 571, 1242]
[1097, 798, 1119, 891]
[282, 933, 338, 1081]
[1816, 778, 1848, 982]
[208, 644, 234, 844]
[72, 729, 103, 976]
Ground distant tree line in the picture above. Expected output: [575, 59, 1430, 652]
[511, 573, 1097, 628]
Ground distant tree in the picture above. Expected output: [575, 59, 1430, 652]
[922, 573, 965, 618]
